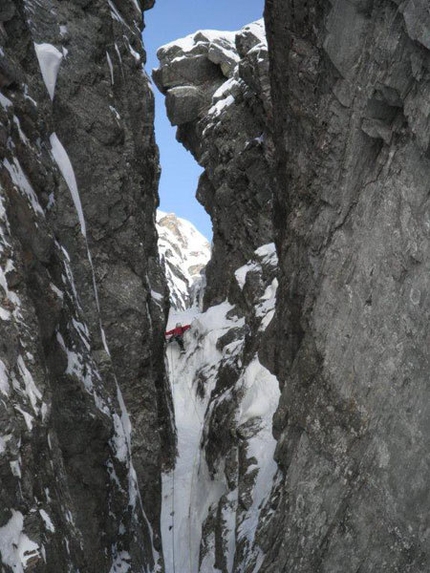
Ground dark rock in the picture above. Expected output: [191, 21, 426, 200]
[0, 0, 171, 571]
[257, 0, 430, 570]
[154, 20, 274, 309]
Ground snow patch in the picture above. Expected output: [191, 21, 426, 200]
[106, 51, 114, 84]
[17, 355, 42, 414]
[0, 92, 12, 109]
[50, 133, 86, 236]
[0, 359, 9, 395]
[3, 157, 44, 216]
[0, 510, 40, 573]
[34, 43, 63, 100]
[39, 509, 55, 533]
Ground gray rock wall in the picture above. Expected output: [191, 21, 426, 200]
[0, 0, 171, 570]
[153, 21, 274, 308]
[260, 0, 430, 570]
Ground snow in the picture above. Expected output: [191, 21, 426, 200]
[17, 355, 42, 414]
[50, 133, 86, 236]
[13, 116, 29, 145]
[0, 92, 12, 109]
[34, 43, 63, 100]
[242, 20, 266, 46]
[39, 509, 55, 533]
[109, 549, 131, 573]
[0, 359, 9, 395]
[162, 302, 245, 573]
[159, 29, 236, 55]
[108, 0, 126, 26]
[157, 211, 211, 311]
[14, 406, 34, 431]
[3, 157, 45, 216]
[23, 84, 38, 107]
[235, 243, 277, 291]
[124, 38, 141, 62]
[255, 277, 278, 331]
[161, 241, 279, 572]
[130, 0, 141, 13]
[212, 77, 240, 102]
[0, 511, 40, 573]
[10, 460, 21, 478]
[110, 105, 121, 120]
[236, 359, 280, 548]
[208, 94, 234, 118]
[106, 51, 114, 84]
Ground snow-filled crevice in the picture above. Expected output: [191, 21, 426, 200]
[160, 243, 280, 573]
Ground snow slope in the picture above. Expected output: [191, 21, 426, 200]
[157, 211, 211, 311]
[161, 242, 279, 573]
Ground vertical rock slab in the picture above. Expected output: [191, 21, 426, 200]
[262, 0, 430, 570]
[0, 0, 172, 570]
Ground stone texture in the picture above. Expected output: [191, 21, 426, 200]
[256, 0, 430, 571]
[154, 21, 274, 309]
[0, 0, 172, 570]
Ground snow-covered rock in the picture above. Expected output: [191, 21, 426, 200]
[154, 20, 274, 308]
[157, 211, 211, 311]
[161, 242, 279, 573]
[0, 1, 169, 571]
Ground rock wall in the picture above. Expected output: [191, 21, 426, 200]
[260, 0, 430, 571]
[0, 0, 171, 571]
[155, 4, 430, 572]
[153, 21, 274, 308]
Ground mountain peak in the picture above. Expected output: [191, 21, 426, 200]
[156, 211, 211, 311]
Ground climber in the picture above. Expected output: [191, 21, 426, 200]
[165, 322, 191, 353]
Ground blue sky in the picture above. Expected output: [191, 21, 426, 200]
[143, 0, 264, 240]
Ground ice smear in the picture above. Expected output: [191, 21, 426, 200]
[39, 509, 55, 533]
[108, 0, 126, 26]
[0, 359, 9, 395]
[50, 133, 86, 236]
[34, 43, 63, 100]
[106, 51, 114, 84]
[0, 510, 40, 573]
[124, 36, 141, 62]
[14, 406, 34, 431]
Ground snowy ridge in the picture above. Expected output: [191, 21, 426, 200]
[157, 211, 211, 311]
[161, 243, 279, 573]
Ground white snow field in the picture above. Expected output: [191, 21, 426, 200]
[161, 243, 279, 573]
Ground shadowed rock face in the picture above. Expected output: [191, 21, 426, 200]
[153, 21, 274, 309]
[0, 0, 172, 570]
[259, 0, 430, 570]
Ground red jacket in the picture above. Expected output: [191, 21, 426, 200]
[165, 324, 191, 337]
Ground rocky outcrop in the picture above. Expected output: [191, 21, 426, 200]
[156, 4, 430, 572]
[153, 21, 274, 308]
[155, 22, 284, 573]
[161, 242, 279, 573]
[156, 211, 210, 311]
[0, 0, 171, 570]
[258, 1, 430, 571]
